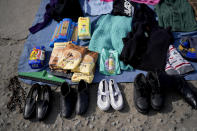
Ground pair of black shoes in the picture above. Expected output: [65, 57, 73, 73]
[23, 83, 51, 120]
[60, 80, 89, 118]
[134, 72, 164, 114]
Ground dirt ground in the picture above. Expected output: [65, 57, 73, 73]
[1, 0, 197, 131]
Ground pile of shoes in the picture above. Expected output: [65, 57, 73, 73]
[134, 71, 197, 114]
[23, 80, 90, 120]
[97, 79, 124, 111]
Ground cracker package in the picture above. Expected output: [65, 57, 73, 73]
[71, 23, 79, 45]
[28, 46, 45, 69]
[72, 50, 98, 75]
[58, 18, 73, 42]
[49, 42, 69, 70]
[78, 17, 91, 40]
[57, 42, 87, 70]
[49, 22, 63, 47]
[71, 72, 94, 84]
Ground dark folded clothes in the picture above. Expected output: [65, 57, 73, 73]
[120, 4, 174, 72]
[29, 0, 84, 34]
[155, 0, 197, 32]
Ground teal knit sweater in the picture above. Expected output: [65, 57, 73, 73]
[88, 14, 133, 70]
[155, 0, 197, 32]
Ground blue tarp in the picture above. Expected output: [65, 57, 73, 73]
[18, 0, 197, 85]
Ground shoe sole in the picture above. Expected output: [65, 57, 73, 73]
[97, 103, 110, 111]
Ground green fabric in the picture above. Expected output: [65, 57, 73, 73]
[88, 14, 133, 70]
[155, 0, 197, 32]
[100, 49, 121, 75]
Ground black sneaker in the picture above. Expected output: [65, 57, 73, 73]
[146, 72, 164, 111]
[134, 73, 150, 114]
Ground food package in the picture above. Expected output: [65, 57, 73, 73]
[58, 18, 73, 42]
[71, 23, 79, 45]
[78, 17, 91, 40]
[28, 46, 45, 69]
[57, 42, 87, 70]
[72, 50, 98, 75]
[49, 22, 63, 47]
[71, 72, 94, 84]
[49, 42, 69, 70]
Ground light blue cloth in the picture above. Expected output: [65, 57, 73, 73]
[88, 14, 133, 70]
[82, 0, 113, 16]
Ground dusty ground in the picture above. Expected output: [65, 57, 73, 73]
[1, 0, 197, 131]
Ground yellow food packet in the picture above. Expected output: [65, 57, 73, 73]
[78, 17, 91, 40]
[57, 42, 87, 70]
[72, 50, 98, 75]
[71, 72, 94, 84]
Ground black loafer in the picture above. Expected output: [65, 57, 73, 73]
[76, 80, 89, 115]
[23, 83, 41, 119]
[60, 82, 77, 118]
[146, 72, 164, 110]
[36, 85, 51, 120]
[134, 73, 150, 114]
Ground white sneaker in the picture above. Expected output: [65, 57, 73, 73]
[109, 79, 123, 110]
[97, 79, 110, 111]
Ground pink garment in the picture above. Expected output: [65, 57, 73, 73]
[131, 0, 160, 5]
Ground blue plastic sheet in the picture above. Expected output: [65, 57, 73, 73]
[18, 0, 197, 85]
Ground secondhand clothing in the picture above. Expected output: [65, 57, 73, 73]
[29, 0, 84, 34]
[88, 14, 133, 70]
[120, 4, 174, 71]
[111, 0, 136, 17]
[155, 0, 197, 32]
[165, 45, 194, 75]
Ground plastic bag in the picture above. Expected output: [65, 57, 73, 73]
[28, 46, 45, 69]
[57, 42, 87, 70]
[100, 48, 121, 75]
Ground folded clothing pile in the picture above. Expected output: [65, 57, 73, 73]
[83, 0, 113, 16]
[165, 45, 194, 75]
[50, 18, 78, 47]
[120, 4, 174, 72]
[49, 42, 98, 83]
[155, 0, 197, 32]
[88, 14, 133, 73]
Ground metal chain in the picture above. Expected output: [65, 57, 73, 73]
[7, 76, 26, 113]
